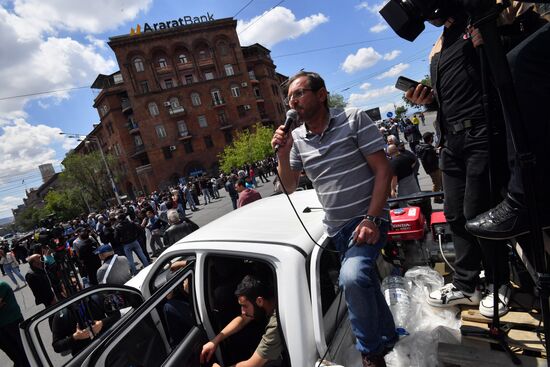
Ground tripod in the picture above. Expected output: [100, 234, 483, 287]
[460, 2, 549, 365]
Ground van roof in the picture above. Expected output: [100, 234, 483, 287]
[174, 190, 326, 257]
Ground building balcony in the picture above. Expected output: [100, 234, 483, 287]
[177, 62, 194, 71]
[135, 164, 152, 175]
[155, 65, 173, 74]
[219, 121, 233, 130]
[128, 122, 140, 134]
[121, 99, 132, 113]
[169, 106, 186, 115]
[132, 144, 146, 157]
[198, 57, 214, 67]
[255, 95, 265, 102]
[178, 131, 193, 141]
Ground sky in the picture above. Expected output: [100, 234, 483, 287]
[0, 0, 441, 219]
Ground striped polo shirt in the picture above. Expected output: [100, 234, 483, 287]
[290, 107, 387, 236]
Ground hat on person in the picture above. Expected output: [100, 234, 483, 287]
[93, 244, 113, 255]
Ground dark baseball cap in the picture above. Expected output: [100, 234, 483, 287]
[93, 244, 113, 255]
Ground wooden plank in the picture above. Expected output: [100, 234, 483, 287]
[438, 342, 547, 367]
[461, 320, 546, 353]
[461, 309, 542, 328]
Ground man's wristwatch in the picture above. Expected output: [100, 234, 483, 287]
[363, 215, 382, 227]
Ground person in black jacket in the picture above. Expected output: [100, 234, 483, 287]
[73, 229, 102, 286]
[114, 214, 149, 275]
[415, 132, 443, 203]
[163, 209, 199, 248]
[25, 254, 58, 308]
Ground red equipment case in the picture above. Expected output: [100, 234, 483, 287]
[388, 207, 426, 241]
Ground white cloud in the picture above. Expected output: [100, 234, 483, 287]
[383, 50, 401, 60]
[348, 84, 399, 107]
[0, 119, 71, 185]
[341, 47, 382, 73]
[236, 6, 328, 48]
[13, 0, 152, 34]
[370, 22, 388, 33]
[356, 1, 387, 13]
[376, 63, 410, 79]
[0, 196, 24, 218]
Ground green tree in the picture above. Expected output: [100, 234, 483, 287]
[60, 151, 122, 209]
[402, 75, 432, 109]
[328, 93, 347, 108]
[218, 123, 275, 173]
[15, 206, 50, 231]
[395, 105, 408, 119]
[44, 188, 88, 222]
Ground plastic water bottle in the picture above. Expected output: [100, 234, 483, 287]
[381, 275, 411, 333]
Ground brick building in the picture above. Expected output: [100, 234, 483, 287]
[85, 17, 287, 197]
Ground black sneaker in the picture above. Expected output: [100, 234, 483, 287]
[465, 195, 529, 240]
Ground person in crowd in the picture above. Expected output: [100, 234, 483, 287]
[26, 254, 59, 308]
[272, 71, 396, 367]
[73, 228, 102, 286]
[411, 114, 420, 126]
[184, 183, 197, 211]
[163, 270, 194, 347]
[199, 176, 212, 205]
[163, 209, 199, 248]
[387, 144, 420, 199]
[201, 275, 282, 367]
[114, 214, 149, 275]
[145, 209, 166, 256]
[0, 280, 31, 367]
[403, 120, 422, 154]
[95, 244, 132, 285]
[0, 249, 27, 289]
[95, 215, 106, 234]
[225, 174, 240, 210]
[405, 10, 511, 317]
[419, 111, 426, 126]
[236, 179, 262, 208]
[415, 132, 443, 203]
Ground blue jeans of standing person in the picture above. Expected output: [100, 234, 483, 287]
[122, 240, 150, 275]
[201, 188, 211, 205]
[4, 263, 26, 287]
[331, 217, 397, 356]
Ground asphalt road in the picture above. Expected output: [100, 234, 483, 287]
[1, 110, 441, 365]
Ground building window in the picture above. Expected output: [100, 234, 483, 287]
[224, 130, 233, 144]
[248, 70, 256, 80]
[148, 102, 159, 117]
[113, 143, 122, 156]
[211, 89, 224, 105]
[237, 105, 246, 117]
[178, 54, 188, 63]
[134, 58, 145, 72]
[218, 111, 227, 125]
[107, 122, 114, 135]
[191, 92, 201, 106]
[164, 79, 174, 89]
[198, 115, 208, 128]
[156, 125, 167, 139]
[204, 71, 214, 80]
[199, 49, 209, 60]
[113, 73, 123, 84]
[158, 57, 168, 68]
[183, 140, 193, 153]
[184, 74, 194, 85]
[231, 85, 240, 97]
[139, 81, 149, 94]
[162, 146, 173, 160]
[177, 120, 189, 136]
[218, 42, 229, 56]
[134, 134, 143, 146]
[99, 104, 109, 117]
[254, 87, 262, 98]
[224, 64, 234, 76]
[204, 136, 214, 148]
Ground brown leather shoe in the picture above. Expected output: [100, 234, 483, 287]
[362, 354, 387, 367]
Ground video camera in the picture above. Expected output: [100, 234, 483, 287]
[379, 0, 497, 41]
[38, 214, 66, 253]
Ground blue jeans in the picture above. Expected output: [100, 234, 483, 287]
[332, 217, 397, 356]
[122, 240, 150, 275]
[4, 263, 26, 286]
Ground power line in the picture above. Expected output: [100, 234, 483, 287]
[0, 85, 89, 102]
[238, 0, 285, 35]
[233, 0, 255, 18]
[0, 177, 44, 194]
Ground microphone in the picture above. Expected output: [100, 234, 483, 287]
[274, 109, 298, 153]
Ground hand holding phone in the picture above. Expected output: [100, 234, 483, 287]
[395, 76, 431, 92]
[397, 76, 434, 105]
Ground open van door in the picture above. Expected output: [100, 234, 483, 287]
[19, 284, 144, 367]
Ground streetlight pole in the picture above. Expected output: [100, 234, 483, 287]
[60, 132, 122, 205]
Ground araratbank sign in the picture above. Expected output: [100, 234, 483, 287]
[130, 13, 215, 35]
